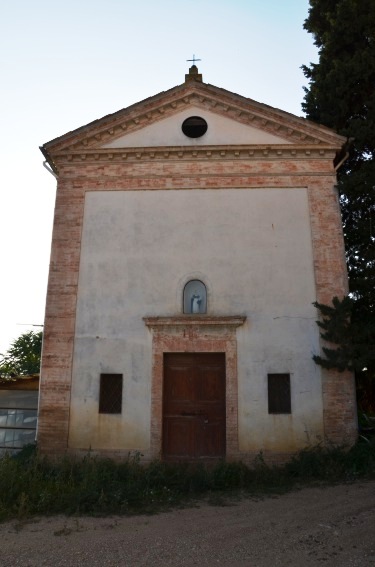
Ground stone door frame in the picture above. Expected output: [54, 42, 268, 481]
[143, 316, 246, 460]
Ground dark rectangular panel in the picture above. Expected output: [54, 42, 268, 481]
[99, 374, 123, 414]
[268, 373, 291, 414]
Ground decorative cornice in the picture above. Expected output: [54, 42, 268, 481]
[143, 315, 247, 328]
[53, 145, 335, 168]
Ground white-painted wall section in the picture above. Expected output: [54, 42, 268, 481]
[68, 188, 323, 453]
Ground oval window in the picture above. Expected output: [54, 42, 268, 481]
[182, 116, 208, 138]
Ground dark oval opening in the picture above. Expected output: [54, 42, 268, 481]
[182, 116, 208, 138]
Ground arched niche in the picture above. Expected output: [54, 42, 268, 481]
[183, 280, 207, 314]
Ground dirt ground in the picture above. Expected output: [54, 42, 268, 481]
[0, 481, 374, 566]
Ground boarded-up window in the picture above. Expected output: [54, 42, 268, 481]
[268, 374, 291, 414]
[99, 374, 123, 414]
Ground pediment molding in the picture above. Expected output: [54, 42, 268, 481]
[42, 82, 346, 163]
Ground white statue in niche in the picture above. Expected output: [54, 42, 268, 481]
[183, 279, 206, 314]
[191, 293, 202, 314]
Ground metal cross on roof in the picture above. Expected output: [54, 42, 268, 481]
[187, 54, 201, 65]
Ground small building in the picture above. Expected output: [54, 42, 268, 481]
[0, 376, 39, 454]
[38, 66, 357, 463]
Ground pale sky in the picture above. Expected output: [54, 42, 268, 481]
[0, 0, 317, 353]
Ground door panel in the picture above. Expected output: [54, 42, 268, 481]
[198, 419, 226, 458]
[163, 353, 226, 460]
[165, 367, 193, 403]
[198, 366, 225, 401]
[163, 417, 195, 458]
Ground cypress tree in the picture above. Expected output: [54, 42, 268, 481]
[302, 0, 375, 407]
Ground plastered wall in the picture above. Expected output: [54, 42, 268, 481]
[68, 188, 323, 453]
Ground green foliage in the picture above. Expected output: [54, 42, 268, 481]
[0, 443, 374, 522]
[285, 441, 375, 480]
[302, 1, 375, 380]
[312, 296, 375, 373]
[0, 331, 42, 377]
[302, 0, 375, 142]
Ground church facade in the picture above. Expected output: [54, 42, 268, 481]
[38, 66, 357, 463]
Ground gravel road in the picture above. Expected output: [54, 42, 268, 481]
[0, 481, 374, 566]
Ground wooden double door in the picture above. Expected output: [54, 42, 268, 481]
[163, 353, 226, 461]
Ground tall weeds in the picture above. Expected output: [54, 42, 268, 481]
[0, 440, 374, 522]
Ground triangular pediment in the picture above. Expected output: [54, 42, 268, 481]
[41, 79, 346, 162]
[100, 106, 292, 148]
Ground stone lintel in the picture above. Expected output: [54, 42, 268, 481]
[143, 315, 246, 328]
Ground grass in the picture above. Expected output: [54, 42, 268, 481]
[0, 439, 374, 522]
